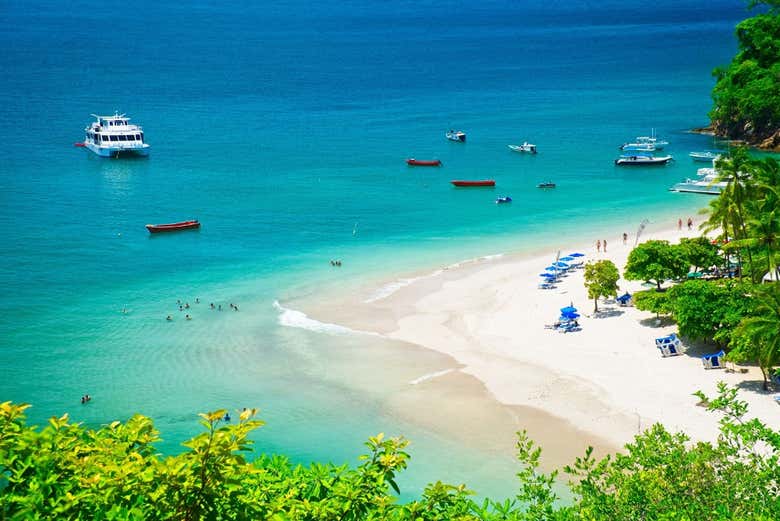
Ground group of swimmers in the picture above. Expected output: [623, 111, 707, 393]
[330, 259, 342, 266]
[80, 394, 92, 404]
[166, 298, 239, 321]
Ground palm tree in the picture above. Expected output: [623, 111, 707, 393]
[733, 284, 780, 390]
[712, 148, 759, 280]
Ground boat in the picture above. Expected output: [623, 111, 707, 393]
[446, 130, 466, 142]
[81, 112, 150, 158]
[145, 220, 200, 233]
[537, 182, 556, 188]
[620, 142, 656, 152]
[406, 158, 442, 166]
[495, 196, 512, 203]
[508, 142, 537, 154]
[614, 155, 673, 166]
[451, 180, 495, 187]
[669, 167, 727, 195]
[689, 151, 721, 162]
[635, 129, 669, 149]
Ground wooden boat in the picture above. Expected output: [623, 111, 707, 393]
[406, 158, 442, 166]
[145, 220, 200, 233]
[451, 180, 495, 187]
[537, 182, 556, 188]
[614, 155, 673, 166]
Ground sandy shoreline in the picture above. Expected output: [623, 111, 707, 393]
[295, 219, 780, 468]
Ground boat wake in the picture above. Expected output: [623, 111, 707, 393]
[409, 368, 455, 385]
[273, 300, 379, 337]
[364, 253, 504, 303]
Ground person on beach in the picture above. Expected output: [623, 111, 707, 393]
[603, 239, 607, 252]
[622, 232, 628, 245]
[596, 239, 601, 252]
[678, 218, 682, 230]
[687, 217, 693, 230]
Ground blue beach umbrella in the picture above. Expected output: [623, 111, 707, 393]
[540, 273, 556, 278]
[553, 262, 569, 268]
[560, 306, 577, 314]
[560, 256, 574, 261]
[569, 253, 585, 257]
[561, 312, 580, 320]
[545, 266, 558, 271]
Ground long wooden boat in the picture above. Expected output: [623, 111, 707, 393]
[406, 158, 442, 166]
[145, 220, 200, 233]
[451, 180, 495, 187]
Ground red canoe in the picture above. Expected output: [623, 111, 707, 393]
[406, 158, 442, 166]
[450, 180, 495, 187]
[145, 220, 200, 233]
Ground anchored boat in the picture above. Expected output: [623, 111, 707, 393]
[451, 180, 495, 187]
[406, 158, 442, 166]
[81, 112, 150, 158]
[145, 220, 200, 233]
[446, 130, 466, 142]
[614, 155, 673, 166]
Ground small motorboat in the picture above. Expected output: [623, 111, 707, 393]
[145, 220, 201, 233]
[537, 182, 556, 188]
[406, 158, 442, 166]
[614, 155, 673, 166]
[495, 196, 512, 203]
[451, 180, 495, 187]
[446, 130, 466, 142]
[508, 142, 537, 154]
[689, 151, 721, 162]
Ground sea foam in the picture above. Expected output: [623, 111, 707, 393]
[409, 368, 455, 385]
[273, 300, 379, 337]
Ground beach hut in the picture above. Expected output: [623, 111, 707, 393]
[701, 350, 726, 369]
[616, 292, 633, 307]
[655, 333, 682, 357]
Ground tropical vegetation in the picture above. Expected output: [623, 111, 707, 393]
[710, 1, 780, 148]
[2, 383, 780, 520]
[583, 260, 620, 312]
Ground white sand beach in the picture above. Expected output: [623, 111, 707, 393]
[303, 221, 780, 465]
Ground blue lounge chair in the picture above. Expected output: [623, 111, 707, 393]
[701, 350, 725, 369]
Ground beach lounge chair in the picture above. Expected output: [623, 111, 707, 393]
[701, 350, 726, 369]
[655, 333, 683, 357]
[616, 292, 633, 307]
[774, 394, 780, 405]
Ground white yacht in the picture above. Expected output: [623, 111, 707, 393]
[614, 154, 673, 166]
[670, 167, 727, 195]
[508, 142, 537, 154]
[635, 129, 669, 149]
[81, 113, 150, 157]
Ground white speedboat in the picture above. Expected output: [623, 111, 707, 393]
[614, 155, 673, 166]
[81, 113, 150, 158]
[670, 168, 727, 195]
[508, 142, 537, 154]
[689, 151, 721, 162]
[446, 129, 466, 142]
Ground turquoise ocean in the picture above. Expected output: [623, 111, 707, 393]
[0, 0, 748, 498]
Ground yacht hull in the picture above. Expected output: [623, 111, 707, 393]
[84, 142, 150, 158]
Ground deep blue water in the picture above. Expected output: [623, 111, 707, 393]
[0, 0, 747, 499]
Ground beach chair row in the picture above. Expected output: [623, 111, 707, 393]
[654, 333, 726, 369]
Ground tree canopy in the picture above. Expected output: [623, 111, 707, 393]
[710, 3, 780, 147]
[583, 260, 620, 312]
[624, 240, 689, 291]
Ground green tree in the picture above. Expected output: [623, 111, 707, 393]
[731, 283, 780, 389]
[667, 279, 755, 345]
[583, 260, 620, 312]
[679, 236, 722, 273]
[632, 289, 673, 318]
[624, 240, 689, 291]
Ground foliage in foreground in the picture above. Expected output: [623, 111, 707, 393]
[2, 384, 780, 520]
